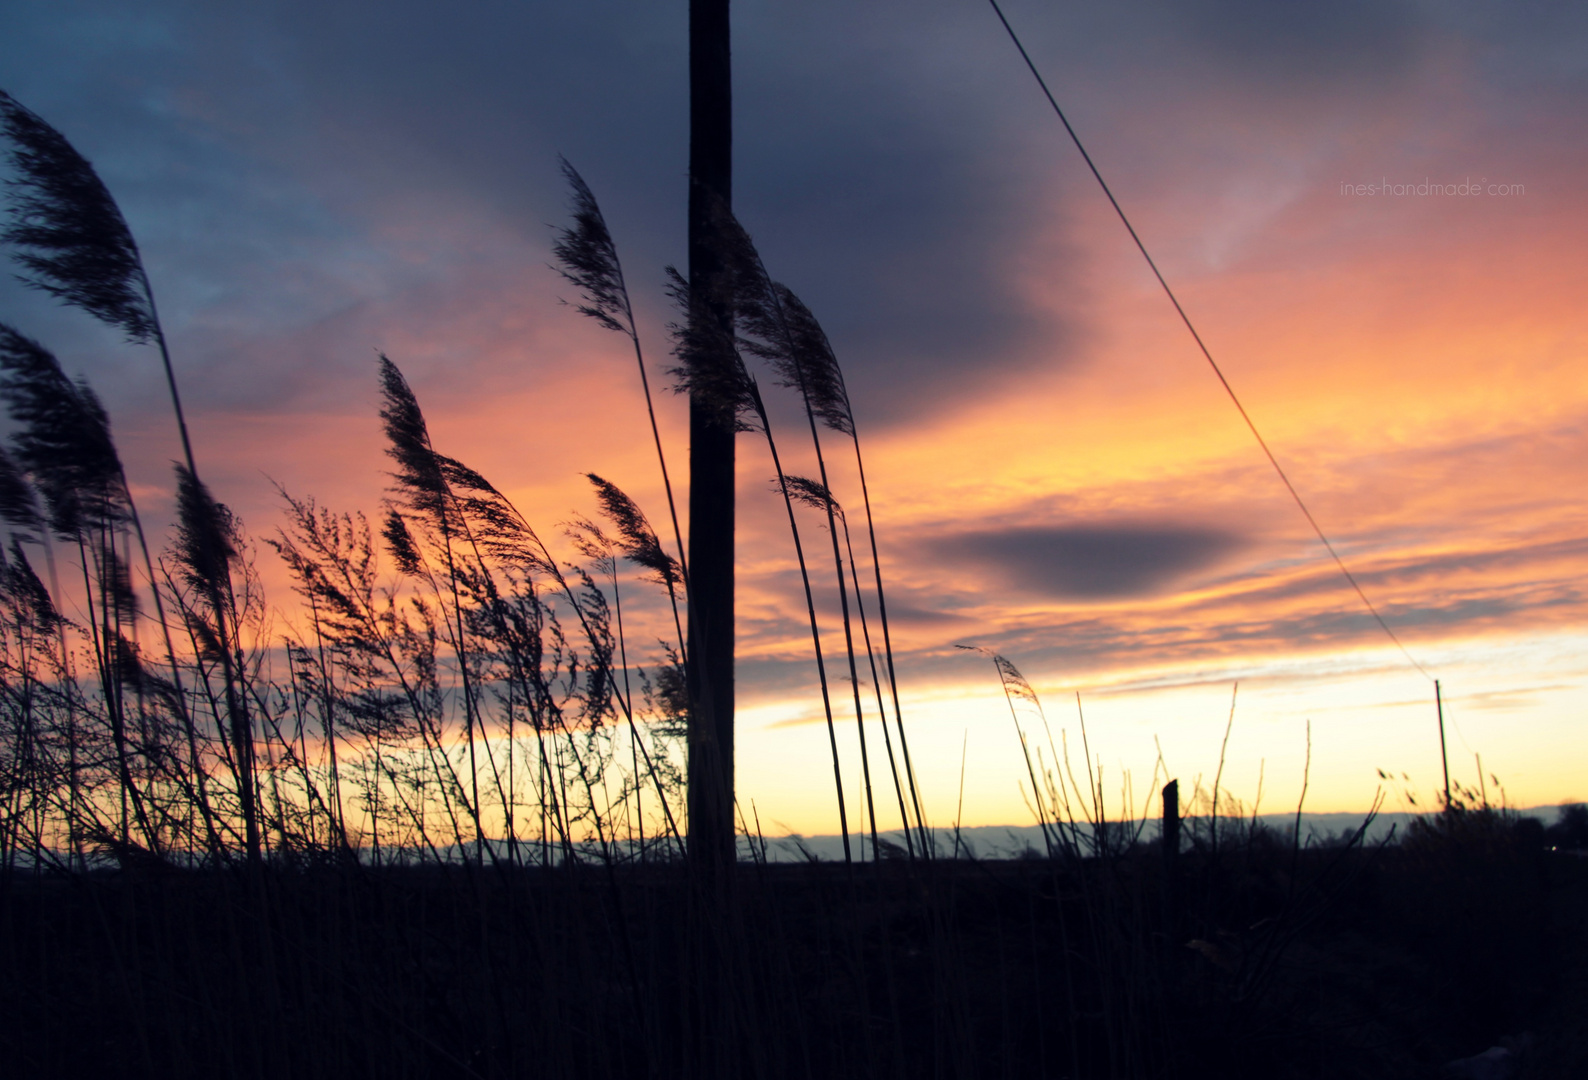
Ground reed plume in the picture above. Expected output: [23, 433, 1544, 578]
[664, 265, 757, 432]
[378, 356, 453, 525]
[583, 473, 680, 593]
[0, 88, 201, 473]
[553, 160, 689, 589]
[780, 474, 839, 515]
[171, 469, 240, 608]
[0, 90, 155, 342]
[380, 507, 424, 577]
[584, 472, 685, 654]
[375, 355, 685, 861]
[376, 355, 492, 865]
[551, 159, 630, 336]
[1, 538, 55, 629]
[0, 324, 127, 537]
[0, 447, 44, 543]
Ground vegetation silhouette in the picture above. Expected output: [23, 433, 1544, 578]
[0, 88, 1584, 1080]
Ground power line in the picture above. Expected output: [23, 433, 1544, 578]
[985, 0, 1431, 681]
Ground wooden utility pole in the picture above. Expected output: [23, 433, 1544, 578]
[686, 0, 736, 876]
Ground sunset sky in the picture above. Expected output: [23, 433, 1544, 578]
[2, 0, 1584, 836]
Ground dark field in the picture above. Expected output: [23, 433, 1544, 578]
[4, 808, 1584, 1080]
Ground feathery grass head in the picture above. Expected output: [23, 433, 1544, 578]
[647, 644, 690, 727]
[770, 284, 853, 436]
[699, 192, 765, 311]
[783, 474, 842, 518]
[663, 200, 856, 438]
[564, 515, 617, 578]
[702, 202, 854, 436]
[2, 537, 58, 629]
[735, 273, 852, 435]
[0, 445, 43, 541]
[381, 508, 424, 577]
[0, 90, 155, 342]
[172, 464, 239, 595]
[104, 543, 141, 625]
[551, 158, 631, 337]
[438, 453, 558, 576]
[112, 629, 146, 689]
[377, 354, 449, 521]
[664, 265, 757, 431]
[584, 473, 679, 589]
[957, 644, 1044, 715]
[0, 322, 127, 537]
[376, 355, 558, 576]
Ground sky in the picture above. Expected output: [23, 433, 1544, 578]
[1, 0, 1584, 837]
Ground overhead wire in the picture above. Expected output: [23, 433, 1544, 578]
[985, 0, 1432, 681]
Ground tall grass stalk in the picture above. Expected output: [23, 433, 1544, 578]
[730, 238, 884, 860]
[749, 390, 854, 863]
[1210, 681, 1238, 863]
[836, 497, 915, 856]
[554, 161, 691, 627]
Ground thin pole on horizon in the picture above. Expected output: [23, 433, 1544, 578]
[1436, 680, 1452, 811]
[685, 0, 737, 879]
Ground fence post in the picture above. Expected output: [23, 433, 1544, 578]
[1162, 779, 1181, 955]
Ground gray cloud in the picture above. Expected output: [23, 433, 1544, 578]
[1156, 0, 1424, 88]
[6, 0, 1583, 438]
[0, 0, 1085, 432]
[932, 523, 1245, 600]
[905, 529, 1588, 688]
[3, 0, 1587, 520]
